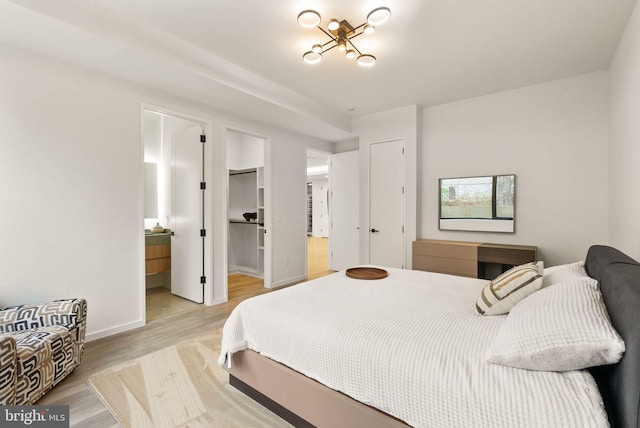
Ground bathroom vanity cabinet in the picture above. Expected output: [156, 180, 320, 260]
[145, 233, 171, 288]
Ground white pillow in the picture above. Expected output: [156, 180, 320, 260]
[476, 262, 543, 315]
[542, 261, 589, 287]
[485, 278, 625, 371]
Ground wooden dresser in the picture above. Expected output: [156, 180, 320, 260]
[412, 239, 537, 280]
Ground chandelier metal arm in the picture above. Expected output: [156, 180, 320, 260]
[316, 24, 368, 55]
[348, 31, 365, 42]
[321, 43, 339, 54]
[318, 27, 335, 41]
[351, 23, 366, 33]
[347, 38, 363, 56]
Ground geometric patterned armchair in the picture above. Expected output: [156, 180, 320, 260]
[0, 298, 87, 405]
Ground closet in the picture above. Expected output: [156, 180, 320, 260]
[227, 130, 265, 278]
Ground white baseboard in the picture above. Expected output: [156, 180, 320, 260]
[210, 296, 228, 306]
[229, 265, 263, 279]
[269, 274, 307, 289]
[86, 319, 145, 342]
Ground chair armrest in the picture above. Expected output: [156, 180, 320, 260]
[0, 335, 17, 405]
[0, 299, 87, 342]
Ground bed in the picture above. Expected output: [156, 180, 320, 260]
[218, 245, 640, 427]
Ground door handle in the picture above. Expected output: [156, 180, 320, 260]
[370, 228, 379, 233]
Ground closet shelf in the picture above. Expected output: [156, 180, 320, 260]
[230, 218, 258, 224]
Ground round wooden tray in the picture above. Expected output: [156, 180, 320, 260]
[345, 267, 388, 280]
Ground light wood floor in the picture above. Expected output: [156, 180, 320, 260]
[42, 238, 334, 427]
[307, 236, 332, 280]
[145, 286, 201, 323]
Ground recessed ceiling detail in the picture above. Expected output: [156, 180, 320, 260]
[298, 6, 391, 67]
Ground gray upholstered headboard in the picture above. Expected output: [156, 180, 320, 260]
[585, 245, 640, 428]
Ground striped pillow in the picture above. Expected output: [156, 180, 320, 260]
[476, 262, 543, 315]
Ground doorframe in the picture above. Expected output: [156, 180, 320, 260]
[305, 148, 332, 279]
[223, 126, 272, 300]
[139, 103, 214, 323]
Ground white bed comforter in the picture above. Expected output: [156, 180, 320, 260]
[218, 268, 609, 428]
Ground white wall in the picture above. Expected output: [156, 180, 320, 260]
[0, 46, 143, 338]
[609, 1, 640, 261]
[143, 111, 162, 163]
[143, 111, 161, 224]
[0, 45, 333, 338]
[334, 139, 359, 153]
[421, 72, 610, 265]
[267, 131, 333, 286]
[227, 130, 264, 171]
[352, 105, 420, 268]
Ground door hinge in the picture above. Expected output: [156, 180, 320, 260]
[402, 147, 405, 155]
[200, 182, 206, 190]
[200, 276, 206, 284]
[200, 134, 206, 143]
[402, 225, 405, 233]
[200, 229, 206, 237]
[402, 186, 405, 194]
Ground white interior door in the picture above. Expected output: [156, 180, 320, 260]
[171, 125, 204, 303]
[369, 140, 405, 268]
[330, 151, 359, 271]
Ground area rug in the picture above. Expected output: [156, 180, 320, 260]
[87, 329, 291, 428]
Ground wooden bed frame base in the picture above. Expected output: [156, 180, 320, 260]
[229, 350, 409, 427]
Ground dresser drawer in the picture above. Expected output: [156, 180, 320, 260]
[413, 255, 477, 278]
[478, 245, 536, 265]
[412, 240, 478, 260]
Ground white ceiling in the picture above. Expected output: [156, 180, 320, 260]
[0, 0, 636, 142]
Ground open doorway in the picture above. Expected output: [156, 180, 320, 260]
[226, 129, 269, 301]
[143, 108, 208, 323]
[306, 150, 332, 280]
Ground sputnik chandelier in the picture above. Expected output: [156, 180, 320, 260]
[297, 6, 391, 67]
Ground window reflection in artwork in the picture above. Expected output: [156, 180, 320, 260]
[439, 174, 515, 222]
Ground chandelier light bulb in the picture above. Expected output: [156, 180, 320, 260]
[363, 24, 375, 35]
[303, 51, 322, 64]
[338, 40, 347, 51]
[367, 7, 391, 26]
[345, 50, 356, 59]
[312, 44, 323, 54]
[327, 19, 340, 31]
[357, 54, 376, 67]
[297, 10, 321, 28]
